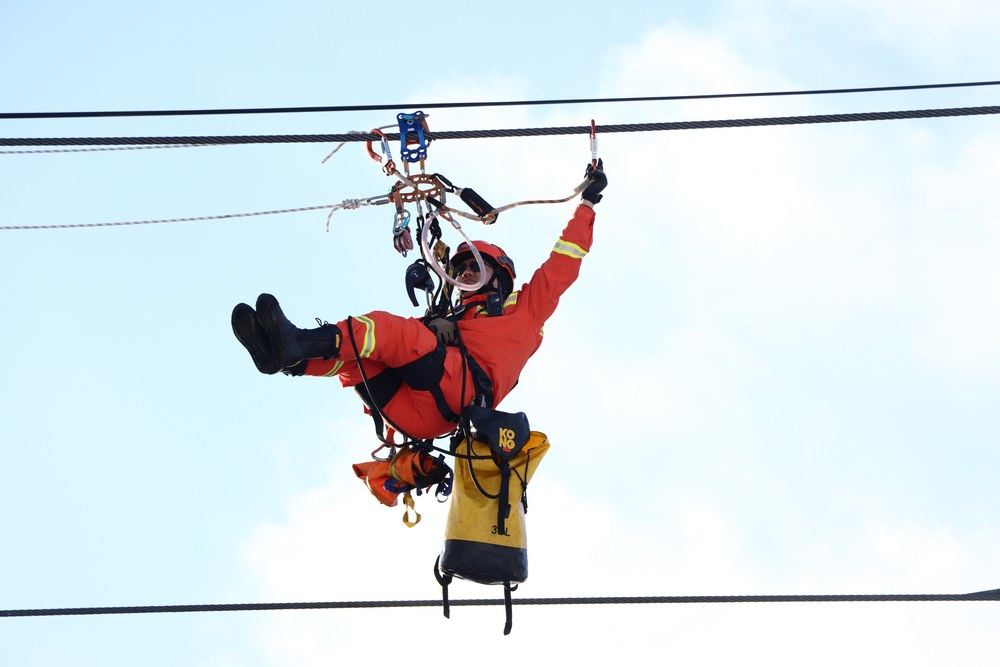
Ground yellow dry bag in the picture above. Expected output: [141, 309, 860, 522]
[438, 409, 549, 585]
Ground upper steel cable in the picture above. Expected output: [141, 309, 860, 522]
[2, 79, 999, 120]
[2, 104, 997, 231]
[2, 105, 998, 148]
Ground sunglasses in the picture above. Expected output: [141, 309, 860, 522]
[454, 260, 482, 275]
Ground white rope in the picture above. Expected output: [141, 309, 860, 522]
[0, 143, 215, 155]
[324, 195, 392, 231]
[1, 203, 340, 231]
[321, 130, 366, 163]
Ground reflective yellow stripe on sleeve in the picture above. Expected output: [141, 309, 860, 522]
[322, 361, 345, 377]
[553, 239, 588, 259]
[355, 315, 376, 358]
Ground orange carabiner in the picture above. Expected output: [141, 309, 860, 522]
[366, 127, 396, 176]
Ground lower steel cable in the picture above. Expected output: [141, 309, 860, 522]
[3, 589, 998, 618]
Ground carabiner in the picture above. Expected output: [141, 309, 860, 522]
[393, 208, 411, 234]
[589, 118, 598, 169]
[367, 127, 396, 176]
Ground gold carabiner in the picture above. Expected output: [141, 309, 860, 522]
[401, 491, 421, 527]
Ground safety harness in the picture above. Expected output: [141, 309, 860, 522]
[345, 309, 495, 517]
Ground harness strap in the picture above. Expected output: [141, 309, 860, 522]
[496, 459, 512, 537]
[395, 343, 459, 423]
[457, 341, 494, 408]
[353, 340, 469, 435]
[349, 315, 496, 442]
[354, 369, 403, 412]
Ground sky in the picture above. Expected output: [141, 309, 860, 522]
[2, 1, 999, 665]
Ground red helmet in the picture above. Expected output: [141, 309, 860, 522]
[452, 240, 516, 295]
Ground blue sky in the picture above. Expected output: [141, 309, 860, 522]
[2, 1, 999, 665]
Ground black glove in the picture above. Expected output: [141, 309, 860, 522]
[427, 318, 458, 346]
[582, 159, 607, 204]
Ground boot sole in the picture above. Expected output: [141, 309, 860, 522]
[231, 303, 281, 375]
[254, 293, 289, 369]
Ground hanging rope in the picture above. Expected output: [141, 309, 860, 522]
[2, 588, 998, 618]
[2, 104, 998, 148]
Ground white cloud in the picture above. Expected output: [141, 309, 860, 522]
[603, 22, 797, 119]
[235, 16, 1000, 667]
[825, 0, 1000, 68]
[904, 130, 1000, 381]
[240, 455, 1000, 665]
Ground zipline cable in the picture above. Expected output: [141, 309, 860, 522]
[3, 79, 1000, 120]
[3, 588, 999, 617]
[2, 104, 998, 148]
[2, 103, 997, 231]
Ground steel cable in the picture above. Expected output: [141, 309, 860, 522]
[3, 104, 997, 231]
[2, 79, 999, 120]
[3, 588, 998, 618]
[2, 105, 998, 148]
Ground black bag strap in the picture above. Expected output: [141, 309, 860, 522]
[433, 556, 453, 619]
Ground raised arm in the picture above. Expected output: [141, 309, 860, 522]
[519, 160, 607, 324]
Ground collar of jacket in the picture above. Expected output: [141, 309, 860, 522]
[454, 291, 500, 319]
[459, 292, 494, 308]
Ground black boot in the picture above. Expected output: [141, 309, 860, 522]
[232, 303, 281, 375]
[255, 293, 342, 369]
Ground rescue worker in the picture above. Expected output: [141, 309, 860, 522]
[232, 161, 607, 439]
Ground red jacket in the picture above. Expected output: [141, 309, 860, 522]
[456, 203, 595, 407]
[306, 203, 595, 439]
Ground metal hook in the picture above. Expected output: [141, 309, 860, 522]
[590, 118, 598, 169]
